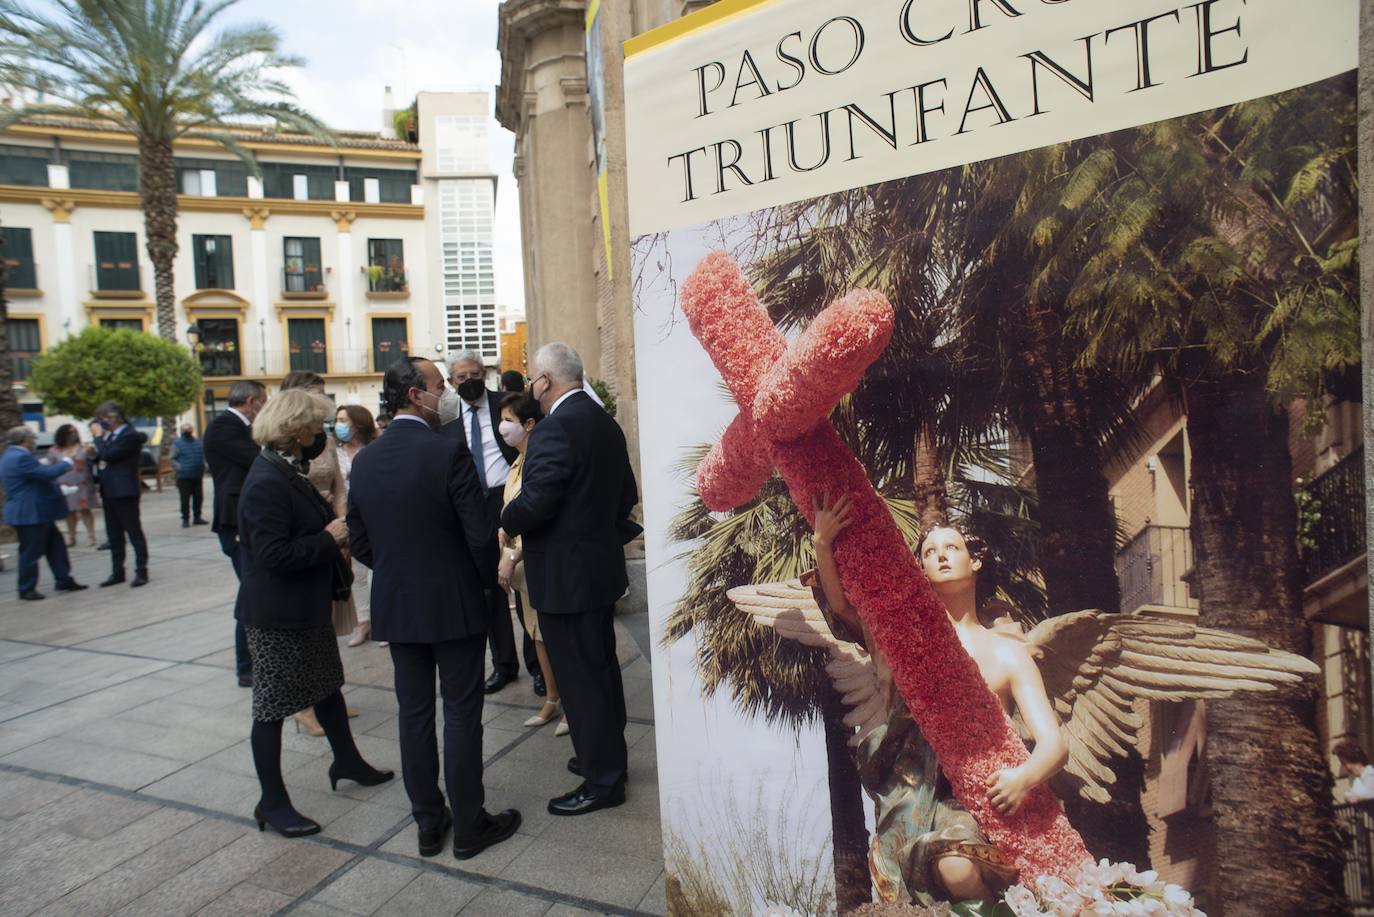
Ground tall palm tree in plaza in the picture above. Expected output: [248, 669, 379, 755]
[1055, 75, 1357, 915]
[0, 0, 329, 438]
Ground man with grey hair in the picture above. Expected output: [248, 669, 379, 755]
[502, 342, 640, 816]
[1, 425, 86, 600]
[92, 401, 149, 588]
[204, 379, 268, 686]
[442, 350, 523, 694]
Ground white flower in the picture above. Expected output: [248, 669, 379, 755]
[1004, 884, 1046, 917]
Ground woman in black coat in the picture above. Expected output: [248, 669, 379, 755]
[237, 389, 392, 837]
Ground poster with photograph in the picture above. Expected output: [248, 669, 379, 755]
[624, 2, 1361, 914]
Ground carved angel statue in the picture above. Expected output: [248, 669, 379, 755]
[726, 493, 1320, 907]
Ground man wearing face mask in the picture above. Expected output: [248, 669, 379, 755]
[346, 357, 519, 859]
[168, 423, 207, 528]
[441, 351, 523, 695]
[92, 401, 150, 588]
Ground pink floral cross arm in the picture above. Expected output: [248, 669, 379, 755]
[679, 252, 1089, 879]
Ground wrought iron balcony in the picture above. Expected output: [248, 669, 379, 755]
[1299, 448, 1366, 586]
[1116, 524, 1197, 614]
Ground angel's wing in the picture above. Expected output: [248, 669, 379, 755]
[1028, 610, 1321, 802]
[726, 580, 887, 746]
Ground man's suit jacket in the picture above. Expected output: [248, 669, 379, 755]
[501, 391, 638, 615]
[234, 451, 341, 631]
[347, 419, 497, 644]
[0, 446, 69, 526]
[203, 410, 258, 533]
[94, 426, 147, 501]
[441, 389, 519, 473]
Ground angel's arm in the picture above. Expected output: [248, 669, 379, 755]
[811, 492, 863, 637]
[986, 643, 1069, 815]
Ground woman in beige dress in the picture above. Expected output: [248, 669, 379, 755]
[334, 404, 377, 646]
[280, 371, 355, 736]
[496, 393, 567, 734]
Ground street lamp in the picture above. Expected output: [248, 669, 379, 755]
[186, 322, 201, 347]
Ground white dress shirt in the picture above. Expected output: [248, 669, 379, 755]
[226, 407, 252, 427]
[465, 400, 510, 489]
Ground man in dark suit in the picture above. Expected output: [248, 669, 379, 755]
[92, 401, 149, 588]
[348, 357, 520, 860]
[502, 342, 639, 817]
[203, 380, 267, 687]
[0, 426, 87, 600]
[442, 351, 525, 694]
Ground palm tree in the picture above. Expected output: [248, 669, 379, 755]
[0, 0, 329, 441]
[0, 222, 21, 434]
[1056, 75, 1357, 915]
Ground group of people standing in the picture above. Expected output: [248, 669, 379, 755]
[212, 341, 638, 858]
[3, 401, 152, 600]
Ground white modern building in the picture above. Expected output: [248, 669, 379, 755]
[0, 90, 499, 426]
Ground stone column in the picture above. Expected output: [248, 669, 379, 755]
[41, 190, 78, 339]
[244, 208, 271, 373]
[331, 211, 357, 372]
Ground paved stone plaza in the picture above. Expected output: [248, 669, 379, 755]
[0, 490, 666, 916]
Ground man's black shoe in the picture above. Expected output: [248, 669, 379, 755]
[193, 518, 209, 526]
[454, 808, 521, 860]
[237, 672, 253, 688]
[547, 782, 625, 817]
[181, 521, 190, 528]
[54, 580, 87, 593]
[418, 807, 452, 857]
[99, 572, 125, 587]
[130, 572, 149, 588]
[97, 542, 110, 551]
[19, 590, 45, 601]
[483, 671, 515, 695]
[531, 672, 546, 697]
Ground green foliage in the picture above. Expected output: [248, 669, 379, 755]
[29, 326, 201, 418]
[0, 0, 332, 158]
[587, 377, 617, 418]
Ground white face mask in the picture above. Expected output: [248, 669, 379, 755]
[436, 388, 463, 427]
[498, 420, 527, 447]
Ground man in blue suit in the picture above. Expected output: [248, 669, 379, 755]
[92, 401, 150, 588]
[1, 426, 87, 600]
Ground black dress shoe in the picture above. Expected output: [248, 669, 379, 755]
[454, 808, 521, 860]
[130, 572, 149, 588]
[254, 804, 321, 838]
[19, 590, 45, 601]
[181, 520, 190, 528]
[531, 672, 546, 697]
[483, 671, 515, 694]
[99, 572, 125, 587]
[54, 580, 87, 592]
[328, 761, 394, 792]
[193, 518, 209, 526]
[418, 807, 452, 857]
[237, 672, 253, 688]
[97, 541, 110, 551]
[547, 782, 625, 817]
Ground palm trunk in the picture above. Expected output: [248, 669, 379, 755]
[822, 692, 871, 914]
[0, 228, 22, 538]
[912, 423, 948, 532]
[139, 134, 181, 456]
[1186, 369, 1345, 916]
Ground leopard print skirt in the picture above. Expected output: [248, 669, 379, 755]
[244, 624, 344, 722]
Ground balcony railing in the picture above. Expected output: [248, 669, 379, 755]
[1337, 801, 1374, 912]
[1116, 525, 1197, 614]
[366, 267, 408, 294]
[1299, 448, 1366, 585]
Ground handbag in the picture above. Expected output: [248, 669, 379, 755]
[331, 594, 359, 637]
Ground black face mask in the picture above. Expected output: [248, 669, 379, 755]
[302, 431, 328, 461]
[456, 377, 486, 402]
[181, 432, 193, 440]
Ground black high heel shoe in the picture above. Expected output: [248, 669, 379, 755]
[254, 804, 321, 838]
[328, 761, 395, 792]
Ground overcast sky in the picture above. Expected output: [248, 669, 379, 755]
[229, 0, 526, 313]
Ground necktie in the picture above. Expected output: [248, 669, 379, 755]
[469, 406, 488, 490]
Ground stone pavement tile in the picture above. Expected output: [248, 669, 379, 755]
[277, 903, 339, 917]
[0, 650, 173, 708]
[362, 714, 399, 740]
[0, 737, 186, 790]
[0, 772, 80, 818]
[482, 726, 527, 759]
[246, 842, 354, 897]
[191, 881, 293, 917]
[58, 716, 241, 764]
[35, 786, 161, 840]
[151, 676, 251, 711]
[620, 656, 652, 681]
[545, 904, 618, 916]
[456, 886, 552, 916]
[622, 678, 654, 722]
[380, 827, 537, 878]
[373, 871, 484, 917]
[535, 797, 665, 860]
[499, 835, 662, 910]
[286, 753, 401, 804]
[110, 830, 293, 917]
[0, 642, 51, 665]
[197, 738, 315, 780]
[283, 785, 371, 827]
[118, 697, 247, 736]
[310, 857, 419, 916]
[139, 763, 263, 814]
[32, 817, 246, 917]
[79, 610, 239, 664]
[637, 872, 667, 915]
[316, 800, 412, 846]
[54, 672, 194, 716]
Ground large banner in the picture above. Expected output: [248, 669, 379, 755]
[625, 2, 1359, 914]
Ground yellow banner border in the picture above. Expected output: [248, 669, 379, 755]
[624, 0, 775, 59]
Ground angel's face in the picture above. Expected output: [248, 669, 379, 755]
[919, 527, 981, 590]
